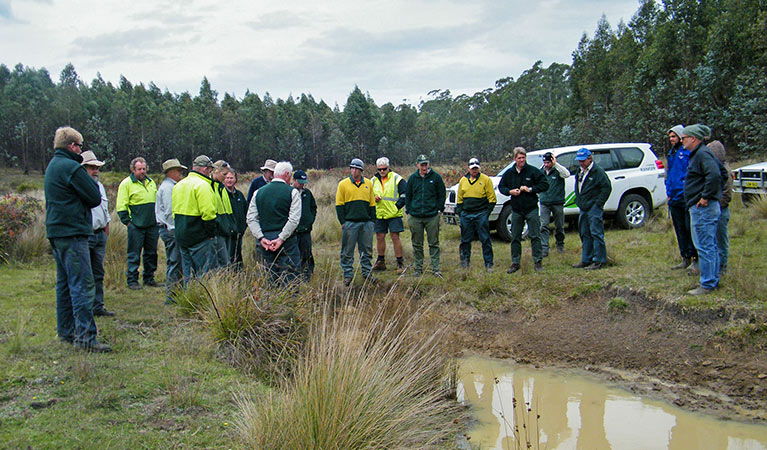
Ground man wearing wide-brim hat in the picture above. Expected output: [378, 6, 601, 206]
[156, 158, 187, 303]
[246, 158, 276, 205]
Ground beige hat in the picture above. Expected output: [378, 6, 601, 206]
[80, 151, 104, 167]
[260, 159, 277, 171]
[162, 158, 188, 173]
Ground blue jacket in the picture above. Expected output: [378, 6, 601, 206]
[665, 143, 690, 205]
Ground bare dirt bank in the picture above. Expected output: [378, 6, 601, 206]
[446, 286, 767, 423]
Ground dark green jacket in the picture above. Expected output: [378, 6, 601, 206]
[227, 188, 248, 234]
[574, 163, 612, 211]
[44, 148, 102, 239]
[498, 163, 549, 214]
[405, 169, 446, 218]
[296, 187, 317, 233]
[684, 143, 728, 209]
[539, 165, 568, 205]
[256, 181, 294, 232]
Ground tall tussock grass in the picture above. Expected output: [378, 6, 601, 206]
[235, 289, 460, 449]
[104, 212, 127, 289]
[6, 215, 49, 263]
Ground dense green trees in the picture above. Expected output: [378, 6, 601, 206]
[1, 0, 765, 173]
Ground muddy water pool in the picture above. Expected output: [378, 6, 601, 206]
[458, 355, 767, 450]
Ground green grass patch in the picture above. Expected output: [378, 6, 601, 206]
[607, 296, 629, 313]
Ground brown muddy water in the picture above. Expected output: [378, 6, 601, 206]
[457, 355, 767, 450]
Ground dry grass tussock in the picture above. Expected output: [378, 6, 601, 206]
[748, 194, 767, 219]
[235, 290, 460, 450]
[104, 211, 127, 289]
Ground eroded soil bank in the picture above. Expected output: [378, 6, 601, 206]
[446, 286, 767, 423]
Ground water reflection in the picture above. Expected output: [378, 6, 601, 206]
[457, 355, 767, 450]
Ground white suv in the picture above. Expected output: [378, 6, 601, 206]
[443, 143, 668, 241]
[732, 161, 767, 205]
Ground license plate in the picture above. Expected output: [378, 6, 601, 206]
[745, 181, 759, 188]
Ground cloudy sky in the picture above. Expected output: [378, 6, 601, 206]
[1, 0, 641, 107]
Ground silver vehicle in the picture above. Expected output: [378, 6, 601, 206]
[443, 143, 668, 241]
[732, 161, 767, 205]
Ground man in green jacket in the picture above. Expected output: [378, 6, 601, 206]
[405, 154, 446, 278]
[116, 157, 159, 289]
[539, 152, 571, 256]
[292, 170, 317, 281]
[572, 148, 612, 270]
[45, 126, 111, 352]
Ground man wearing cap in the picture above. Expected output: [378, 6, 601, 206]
[336, 158, 376, 285]
[456, 157, 496, 272]
[372, 157, 407, 274]
[173, 155, 218, 280]
[572, 147, 612, 270]
[292, 170, 317, 281]
[156, 158, 187, 303]
[81, 151, 114, 317]
[665, 124, 697, 271]
[498, 147, 549, 273]
[682, 124, 727, 295]
[405, 154, 446, 278]
[539, 152, 571, 256]
[246, 159, 276, 205]
[116, 157, 159, 289]
[247, 161, 302, 285]
[45, 127, 111, 352]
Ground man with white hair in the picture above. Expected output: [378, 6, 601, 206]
[371, 156, 407, 274]
[247, 161, 302, 285]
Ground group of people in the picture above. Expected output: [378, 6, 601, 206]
[665, 124, 731, 295]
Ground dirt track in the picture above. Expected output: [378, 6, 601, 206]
[447, 286, 767, 422]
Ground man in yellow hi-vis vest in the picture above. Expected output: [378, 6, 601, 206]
[372, 157, 407, 274]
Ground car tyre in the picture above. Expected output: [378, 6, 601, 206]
[496, 204, 513, 241]
[616, 193, 649, 229]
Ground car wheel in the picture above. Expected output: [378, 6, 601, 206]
[616, 194, 649, 229]
[496, 204, 513, 241]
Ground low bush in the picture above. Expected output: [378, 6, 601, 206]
[0, 193, 42, 263]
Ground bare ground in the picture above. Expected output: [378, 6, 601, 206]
[445, 286, 767, 423]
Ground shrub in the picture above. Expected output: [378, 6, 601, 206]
[5, 215, 49, 263]
[0, 194, 42, 263]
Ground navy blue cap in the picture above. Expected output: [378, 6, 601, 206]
[293, 170, 308, 184]
[575, 148, 592, 161]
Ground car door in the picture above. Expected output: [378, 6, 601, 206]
[591, 148, 627, 212]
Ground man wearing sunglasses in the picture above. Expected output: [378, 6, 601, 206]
[371, 157, 407, 274]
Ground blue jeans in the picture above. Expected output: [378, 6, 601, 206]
[126, 223, 158, 285]
[459, 211, 493, 268]
[180, 238, 215, 282]
[689, 202, 721, 290]
[669, 202, 697, 258]
[87, 230, 107, 312]
[578, 205, 606, 264]
[50, 236, 99, 345]
[159, 227, 183, 303]
[296, 231, 314, 281]
[511, 208, 542, 264]
[540, 203, 565, 253]
[340, 221, 374, 279]
[717, 207, 729, 274]
[258, 231, 300, 285]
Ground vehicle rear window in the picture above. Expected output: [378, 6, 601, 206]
[592, 150, 617, 171]
[613, 147, 644, 169]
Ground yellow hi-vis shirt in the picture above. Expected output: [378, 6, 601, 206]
[372, 171, 403, 219]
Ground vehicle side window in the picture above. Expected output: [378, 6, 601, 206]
[557, 152, 578, 175]
[613, 147, 644, 169]
[592, 150, 617, 171]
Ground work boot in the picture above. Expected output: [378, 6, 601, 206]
[343, 278, 352, 287]
[687, 286, 713, 295]
[584, 262, 604, 270]
[572, 261, 590, 269]
[396, 260, 406, 275]
[534, 262, 543, 271]
[507, 263, 521, 274]
[93, 308, 115, 317]
[74, 341, 113, 353]
[127, 283, 142, 290]
[671, 257, 691, 270]
[686, 258, 700, 276]
[372, 258, 386, 271]
[144, 279, 163, 287]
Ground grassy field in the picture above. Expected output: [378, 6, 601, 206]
[1, 165, 766, 448]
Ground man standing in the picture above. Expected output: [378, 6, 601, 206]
[498, 147, 549, 273]
[539, 152, 571, 256]
[682, 124, 727, 295]
[572, 148, 612, 270]
[405, 154, 446, 278]
[336, 158, 376, 285]
[291, 170, 317, 281]
[665, 125, 697, 270]
[45, 127, 111, 352]
[456, 157, 496, 272]
[81, 151, 114, 317]
[172, 155, 218, 281]
[156, 158, 186, 303]
[116, 157, 159, 289]
[708, 140, 732, 275]
[371, 157, 407, 274]
[246, 158, 276, 204]
[247, 161, 302, 285]
[224, 169, 248, 270]
[211, 161, 236, 268]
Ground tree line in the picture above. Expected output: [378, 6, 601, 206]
[1, 0, 765, 174]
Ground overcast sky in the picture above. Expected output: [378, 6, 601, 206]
[1, 0, 641, 107]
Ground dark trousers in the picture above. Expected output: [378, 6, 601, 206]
[126, 223, 158, 286]
[296, 231, 315, 281]
[669, 203, 697, 259]
[578, 206, 606, 264]
[540, 203, 565, 253]
[226, 233, 244, 271]
[159, 227, 183, 303]
[511, 208, 543, 264]
[258, 231, 300, 285]
[50, 236, 99, 345]
[87, 230, 107, 312]
[459, 211, 493, 268]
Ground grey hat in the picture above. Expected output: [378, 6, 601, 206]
[668, 125, 685, 139]
[416, 154, 430, 164]
[193, 155, 214, 168]
[162, 158, 187, 173]
[260, 159, 277, 171]
[682, 124, 711, 140]
[350, 158, 364, 170]
[80, 151, 104, 167]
